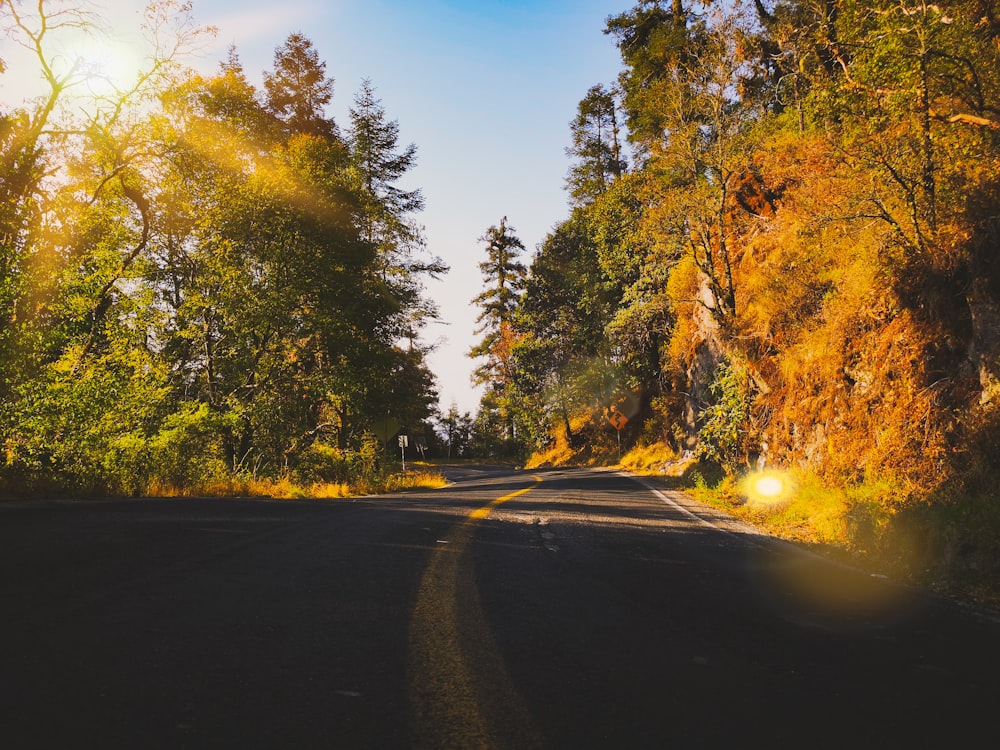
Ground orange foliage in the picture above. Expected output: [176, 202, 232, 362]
[658, 130, 989, 495]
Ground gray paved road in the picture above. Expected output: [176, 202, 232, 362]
[2, 467, 998, 748]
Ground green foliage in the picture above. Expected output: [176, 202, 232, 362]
[491, 0, 1000, 600]
[263, 33, 337, 139]
[511, 0, 1000, 493]
[5, 344, 170, 494]
[566, 84, 627, 205]
[348, 78, 445, 339]
[147, 402, 230, 490]
[470, 217, 527, 374]
[0, 5, 442, 497]
[437, 402, 476, 458]
[292, 434, 381, 485]
[469, 218, 529, 445]
[695, 361, 757, 475]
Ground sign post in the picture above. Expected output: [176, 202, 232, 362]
[398, 434, 409, 471]
[608, 409, 628, 461]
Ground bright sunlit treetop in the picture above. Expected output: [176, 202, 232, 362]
[59, 28, 146, 97]
[4, 0, 214, 109]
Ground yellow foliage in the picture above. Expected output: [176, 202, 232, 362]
[525, 411, 625, 469]
[525, 434, 579, 469]
[144, 471, 447, 499]
[619, 442, 683, 474]
[665, 254, 707, 366]
[697, 131, 959, 491]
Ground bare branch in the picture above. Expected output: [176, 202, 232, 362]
[929, 109, 1000, 129]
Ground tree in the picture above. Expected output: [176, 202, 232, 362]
[512, 212, 620, 446]
[263, 33, 337, 139]
[348, 78, 423, 237]
[565, 84, 627, 205]
[735, 0, 844, 130]
[0, 2, 448, 495]
[0, 0, 105, 401]
[0, 0, 216, 492]
[159, 59, 392, 472]
[605, 0, 713, 154]
[347, 79, 446, 340]
[469, 218, 527, 441]
[438, 400, 474, 458]
[629, 5, 764, 328]
[470, 218, 527, 385]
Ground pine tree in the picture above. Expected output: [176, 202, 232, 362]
[470, 217, 527, 380]
[347, 80, 446, 338]
[263, 33, 337, 139]
[565, 84, 627, 205]
[349, 78, 423, 237]
[470, 218, 527, 441]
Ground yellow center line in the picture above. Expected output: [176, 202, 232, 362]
[407, 475, 544, 749]
[469, 476, 543, 520]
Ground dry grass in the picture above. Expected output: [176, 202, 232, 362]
[145, 469, 447, 500]
[525, 441, 578, 469]
[379, 470, 449, 493]
[525, 416, 589, 469]
[619, 442, 685, 474]
[689, 468, 855, 547]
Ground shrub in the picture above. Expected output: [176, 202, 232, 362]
[696, 361, 757, 475]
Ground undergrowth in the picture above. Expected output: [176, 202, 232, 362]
[685, 462, 1000, 609]
[3, 468, 448, 501]
[145, 468, 448, 499]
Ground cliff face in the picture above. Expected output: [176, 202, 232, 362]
[667, 136, 1000, 493]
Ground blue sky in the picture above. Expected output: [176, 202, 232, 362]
[3, 0, 631, 415]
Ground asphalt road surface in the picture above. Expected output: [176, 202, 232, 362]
[2, 466, 999, 748]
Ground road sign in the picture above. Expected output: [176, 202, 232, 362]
[398, 434, 408, 472]
[609, 410, 628, 431]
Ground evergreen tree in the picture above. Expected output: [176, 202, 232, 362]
[565, 84, 627, 205]
[512, 212, 620, 446]
[263, 33, 337, 139]
[469, 218, 527, 442]
[349, 79, 423, 236]
[470, 218, 527, 382]
[347, 79, 446, 339]
[605, 0, 712, 153]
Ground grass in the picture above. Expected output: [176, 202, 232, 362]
[696, 469, 851, 548]
[682, 464, 1000, 609]
[618, 442, 693, 476]
[144, 468, 448, 500]
[524, 432, 1000, 608]
[524, 441, 579, 469]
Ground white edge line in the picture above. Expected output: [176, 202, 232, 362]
[621, 471, 742, 539]
[620, 472, 1000, 624]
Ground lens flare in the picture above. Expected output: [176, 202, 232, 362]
[742, 470, 795, 506]
[49, 23, 146, 100]
[70, 37, 144, 95]
[753, 474, 784, 498]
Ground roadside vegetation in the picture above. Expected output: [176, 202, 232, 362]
[140, 465, 448, 500]
[1, 1, 444, 499]
[4, 1, 999, 601]
[467, 1, 1000, 605]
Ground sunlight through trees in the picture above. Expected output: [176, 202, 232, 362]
[0, 0, 443, 494]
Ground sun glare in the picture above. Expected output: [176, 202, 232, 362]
[742, 470, 795, 506]
[56, 31, 145, 98]
[754, 475, 784, 498]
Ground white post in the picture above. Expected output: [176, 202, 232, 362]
[399, 434, 408, 471]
